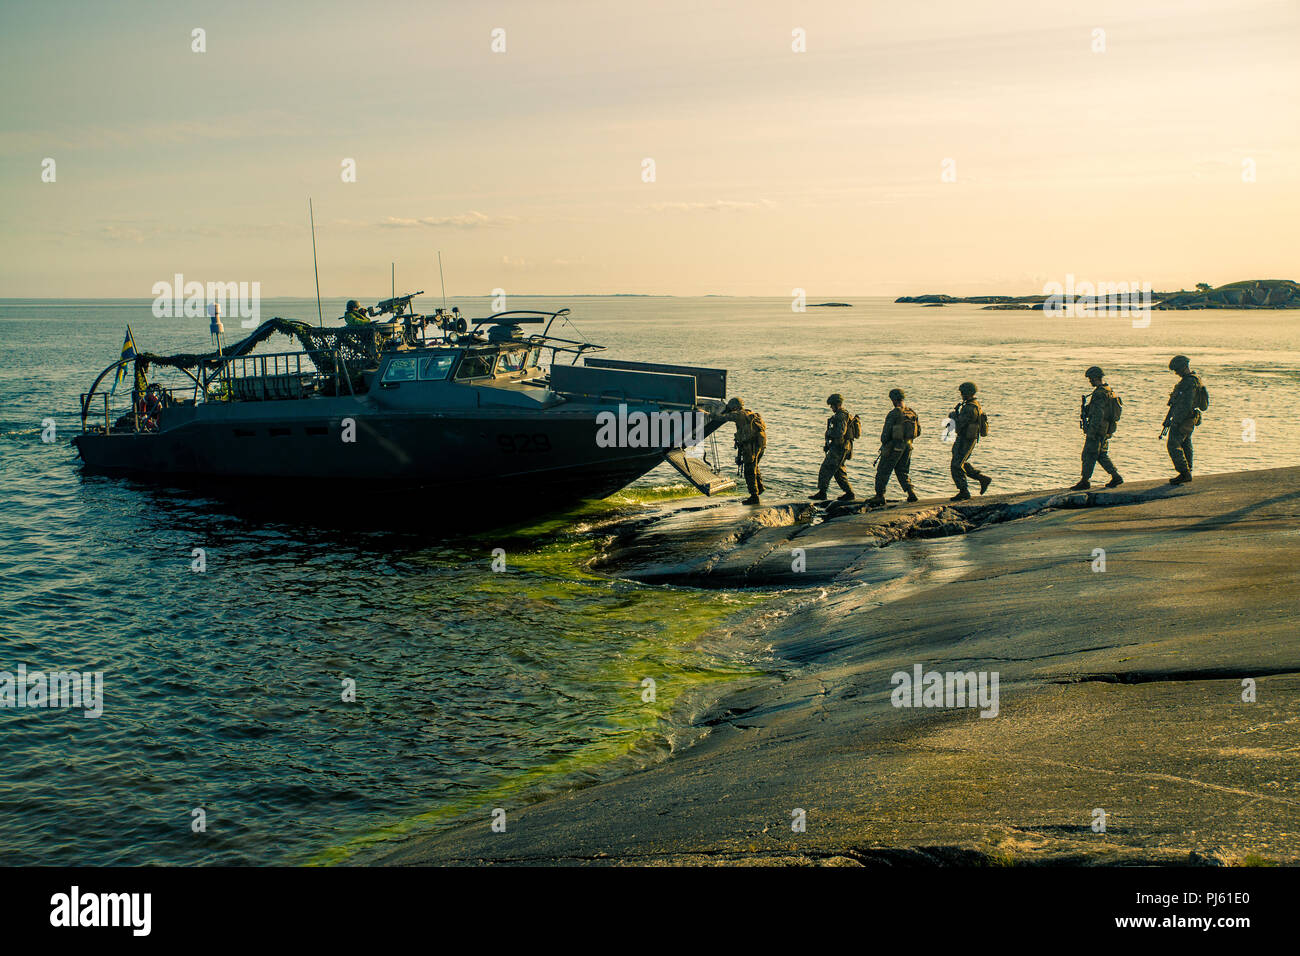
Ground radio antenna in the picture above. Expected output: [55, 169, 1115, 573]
[438, 250, 447, 310]
[309, 199, 324, 328]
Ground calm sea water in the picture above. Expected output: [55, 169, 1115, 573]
[2, 296, 1297, 865]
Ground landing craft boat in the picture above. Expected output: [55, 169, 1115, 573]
[73, 294, 735, 513]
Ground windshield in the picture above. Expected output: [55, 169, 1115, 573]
[455, 352, 496, 380]
[380, 357, 418, 383]
[418, 352, 457, 381]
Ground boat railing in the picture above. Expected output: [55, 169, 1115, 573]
[205, 348, 357, 401]
[78, 385, 195, 435]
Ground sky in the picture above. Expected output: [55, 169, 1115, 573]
[1, 0, 1297, 297]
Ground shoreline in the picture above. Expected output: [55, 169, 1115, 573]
[365, 466, 1300, 866]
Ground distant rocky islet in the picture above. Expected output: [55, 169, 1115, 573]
[895, 278, 1300, 310]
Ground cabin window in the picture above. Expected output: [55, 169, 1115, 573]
[455, 352, 496, 379]
[418, 353, 456, 381]
[381, 357, 418, 383]
[499, 350, 526, 373]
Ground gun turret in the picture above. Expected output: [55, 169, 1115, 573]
[372, 291, 424, 317]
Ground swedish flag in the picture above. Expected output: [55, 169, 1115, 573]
[110, 326, 137, 396]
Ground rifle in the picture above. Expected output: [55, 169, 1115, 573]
[1080, 394, 1088, 432]
[1159, 412, 1172, 440]
[872, 443, 885, 467]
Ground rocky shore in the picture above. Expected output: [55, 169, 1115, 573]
[896, 278, 1300, 310]
[368, 466, 1300, 866]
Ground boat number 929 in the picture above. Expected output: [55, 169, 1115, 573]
[497, 433, 552, 454]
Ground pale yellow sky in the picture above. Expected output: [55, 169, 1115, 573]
[1, 0, 1296, 297]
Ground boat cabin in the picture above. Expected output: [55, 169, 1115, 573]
[376, 343, 546, 388]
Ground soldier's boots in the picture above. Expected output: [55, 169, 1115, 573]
[865, 494, 887, 506]
[978, 475, 992, 495]
[837, 492, 856, 501]
[809, 490, 828, 500]
[741, 495, 761, 505]
[1170, 472, 1192, 485]
[950, 490, 972, 501]
[1074, 476, 1124, 491]
[906, 491, 919, 503]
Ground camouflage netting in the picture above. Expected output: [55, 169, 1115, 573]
[133, 317, 391, 385]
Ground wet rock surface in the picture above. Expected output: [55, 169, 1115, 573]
[587, 479, 1188, 587]
[370, 466, 1300, 866]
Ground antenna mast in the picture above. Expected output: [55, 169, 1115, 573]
[438, 250, 447, 310]
[309, 198, 323, 328]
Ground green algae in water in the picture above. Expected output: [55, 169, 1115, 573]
[306, 492, 766, 865]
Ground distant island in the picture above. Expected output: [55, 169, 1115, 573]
[808, 302, 853, 307]
[896, 279, 1300, 310]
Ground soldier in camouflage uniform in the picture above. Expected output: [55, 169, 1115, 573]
[343, 299, 372, 326]
[809, 393, 855, 501]
[1071, 366, 1124, 490]
[1164, 354, 1204, 484]
[947, 381, 991, 501]
[715, 397, 767, 505]
[866, 388, 920, 506]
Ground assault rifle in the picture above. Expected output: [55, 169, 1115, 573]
[1080, 394, 1089, 432]
[1159, 411, 1172, 440]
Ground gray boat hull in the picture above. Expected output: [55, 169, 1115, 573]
[73, 397, 725, 508]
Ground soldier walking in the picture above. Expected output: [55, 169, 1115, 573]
[947, 381, 991, 501]
[715, 397, 767, 505]
[1071, 366, 1124, 490]
[1162, 354, 1208, 484]
[866, 388, 920, 506]
[810, 393, 856, 501]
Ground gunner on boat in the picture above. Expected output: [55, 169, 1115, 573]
[343, 300, 372, 326]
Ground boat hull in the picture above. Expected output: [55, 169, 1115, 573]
[73, 401, 724, 510]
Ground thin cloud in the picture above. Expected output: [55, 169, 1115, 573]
[378, 211, 518, 229]
[0, 110, 309, 156]
[647, 199, 775, 213]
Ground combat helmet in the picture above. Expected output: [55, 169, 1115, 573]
[827, 393, 843, 407]
[724, 397, 743, 412]
[1085, 365, 1104, 381]
[889, 388, 905, 403]
[958, 381, 977, 398]
[346, 299, 361, 312]
[1168, 355, 1191, 372]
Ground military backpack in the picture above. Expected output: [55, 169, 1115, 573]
[1104, 388, 1123, 435]
[891, 408, 920, 442]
